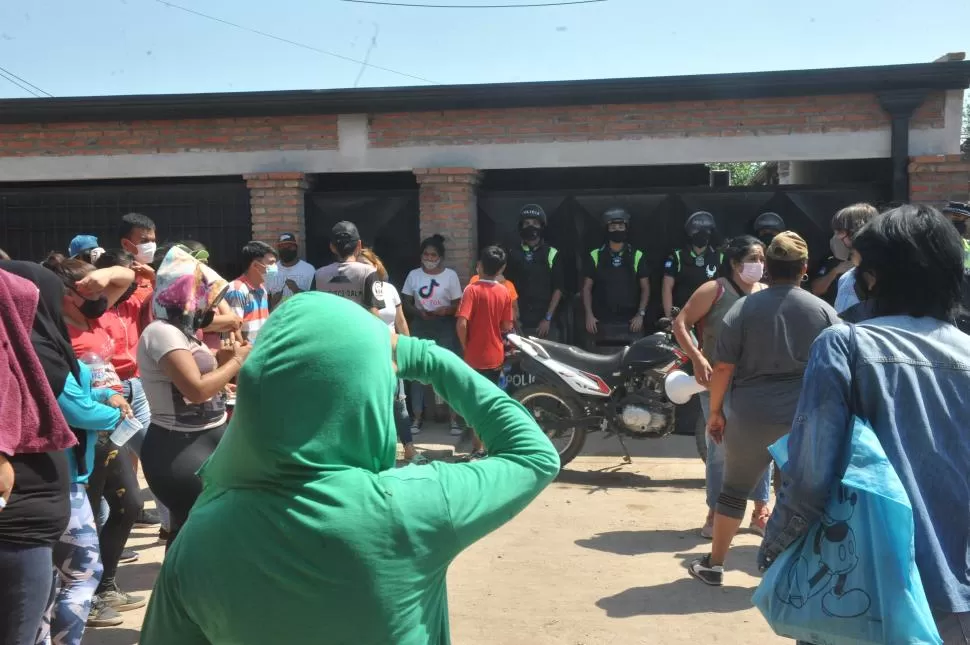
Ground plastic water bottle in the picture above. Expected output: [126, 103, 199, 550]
[109, 415, 143, 447]
[78, 352, 122, 392]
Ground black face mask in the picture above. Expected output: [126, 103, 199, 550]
[759, 233, 777, 247]
[79, 296, 109, 319]
[279, 248, 298, 263]
[114, 282, 138, 307]
[608, 230, 628, 243]
[521, 225, 541, 243]
[690, 231, 711, 248]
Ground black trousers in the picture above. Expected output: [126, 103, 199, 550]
[141, 422, 226, 549]
[86, 439, 142, 590]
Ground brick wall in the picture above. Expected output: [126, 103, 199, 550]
[414, 168, 480, 284]
[909, 155, 970, 205]
[370, 92, 946, 148]
[0, 115, 338, 158]
[246, 172, 308, 246]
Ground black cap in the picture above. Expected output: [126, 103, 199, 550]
[278, 232, 297, 245]
[942, 202, 970, 218]
[331, 221, 360, 245]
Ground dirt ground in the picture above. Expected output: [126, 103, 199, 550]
[83, 435, 785, 645]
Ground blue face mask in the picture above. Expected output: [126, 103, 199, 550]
[264, 263, 279, 277]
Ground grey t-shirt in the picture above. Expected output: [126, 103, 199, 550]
[314, 261, 385, 310]
[137, 321, 227, 432]
[715, 285, 840, 424]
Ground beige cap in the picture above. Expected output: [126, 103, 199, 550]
[766, 231, 809, 262]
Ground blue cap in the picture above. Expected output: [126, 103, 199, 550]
[68, 235, 99, 258]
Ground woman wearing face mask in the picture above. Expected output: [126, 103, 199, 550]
[401, 235, 464, 436]
[672, 236, 773, 538]
[41, 253, 148, 621]
[177, 241, 244, 349]
[137, 246, 251, 549]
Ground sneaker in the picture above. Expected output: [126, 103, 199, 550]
[449, 422, 464, 436]
[98, 584, 147, 612]
[750, 506, 771, 537]
[119, 548, 139, 564]
[410, 419, 423, 436]
[467, 450, 488, 461]
[86, 598, 124, 627]
[687, 554, 724, 586]
[135, 507, 160, 528]
[410, 453, 430, 466]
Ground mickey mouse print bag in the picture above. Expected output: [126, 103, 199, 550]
[753, 420, 940, 644]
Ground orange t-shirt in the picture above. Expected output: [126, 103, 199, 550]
[469, 274, 518, 301]
[457, 280, 514, 370]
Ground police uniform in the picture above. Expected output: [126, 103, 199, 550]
[505, 242, 565, 335]
[813, 255, 845, 306]
[663, 246, 723, 310]
[584, 244, 649, 324]
[957, 239, 970, 334]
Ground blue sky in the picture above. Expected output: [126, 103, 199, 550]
[0, 0, 968, 98]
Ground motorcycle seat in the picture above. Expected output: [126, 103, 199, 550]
[529, 338, 627, 378]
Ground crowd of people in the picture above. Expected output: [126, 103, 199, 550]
[0, 198, 968, 644]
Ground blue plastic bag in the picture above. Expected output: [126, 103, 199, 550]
[753, 419, 941, 645]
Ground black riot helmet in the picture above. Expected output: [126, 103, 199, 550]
[753, 212, 785, 234]
[519, 204, 547, 228]
[602, 207, 631, 226]
[685, 211, 716, 236]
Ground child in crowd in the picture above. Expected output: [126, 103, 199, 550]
[456, 246, 515, 460]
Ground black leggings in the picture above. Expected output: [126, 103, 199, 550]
[141, 422, 226, 549]
[86, 439, 142, 591]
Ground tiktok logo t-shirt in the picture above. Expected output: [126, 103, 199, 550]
[402, 268, 463, 313]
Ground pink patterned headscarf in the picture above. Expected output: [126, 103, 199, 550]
[153, 245, 229, 333]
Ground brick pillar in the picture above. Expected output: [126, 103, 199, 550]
[413, 167, 481, 284]
[244, 172, 309, 245]
[908, 155, 970, 206]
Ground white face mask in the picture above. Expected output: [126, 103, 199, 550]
[422, 259, 441, 271]
[830, 233, 851, 261]
[135, 242, 157, 264]
[738, 261, 764, 284]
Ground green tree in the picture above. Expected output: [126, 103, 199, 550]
[707, 162, 765, 186]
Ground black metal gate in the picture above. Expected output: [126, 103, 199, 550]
[479, 183, 888, 337]
[0, 178, 252, 279]
[305, 190, 420, 284]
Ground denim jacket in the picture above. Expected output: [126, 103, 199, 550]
[761, 316, 970, 614]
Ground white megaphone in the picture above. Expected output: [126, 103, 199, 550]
[664, 370, 707, 405]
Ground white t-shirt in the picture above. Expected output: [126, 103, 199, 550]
[401, 268, 463, 313]
[267, 260, 315, 302]
[377, 283, 403, 331]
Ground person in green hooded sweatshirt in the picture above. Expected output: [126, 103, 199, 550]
[139, 291, 560, 645]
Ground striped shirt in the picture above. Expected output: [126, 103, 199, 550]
[225, 277, 270, 343]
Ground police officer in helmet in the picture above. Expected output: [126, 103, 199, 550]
[504, 204, 566, 339]
[753, 212, 786, 247]
[662, 211, 723, 318]
[942, 201, 970, 334]
[582, 207, 650, 343]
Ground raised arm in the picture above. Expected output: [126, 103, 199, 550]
[395, 336, 560, 551]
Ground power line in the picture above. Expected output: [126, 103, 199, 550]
[339, 0, 607, 7]
[154, 0, 436, 84]
[0, 65, 52, 97]
[0, 69, 41, 98]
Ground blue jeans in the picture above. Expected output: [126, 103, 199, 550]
[699, 392, 770, 510]
[38, 484, 102, 645]
[0, 543, 54, 645]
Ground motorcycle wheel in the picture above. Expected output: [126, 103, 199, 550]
[514, 384, 587, 469]
[695, 413, 708, 463]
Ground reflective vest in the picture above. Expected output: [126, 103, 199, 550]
[590, 247, 644, 273]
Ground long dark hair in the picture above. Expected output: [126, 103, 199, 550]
[420, 234, 446, 258]
[853, 204, 962, 321]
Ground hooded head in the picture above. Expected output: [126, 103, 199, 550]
[199, 292, 397, 492]
[152, 246, 228, 336]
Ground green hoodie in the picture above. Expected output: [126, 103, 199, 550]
[140, 292, 560, 645]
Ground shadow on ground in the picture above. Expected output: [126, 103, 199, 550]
[596, 577, 758, 617]
[82, 627, 140, 645]
[556, 466, 704, 492]
[575, 529, 711, 556]
[672, 546, 763, 579]
[116, 560, 162, 595]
